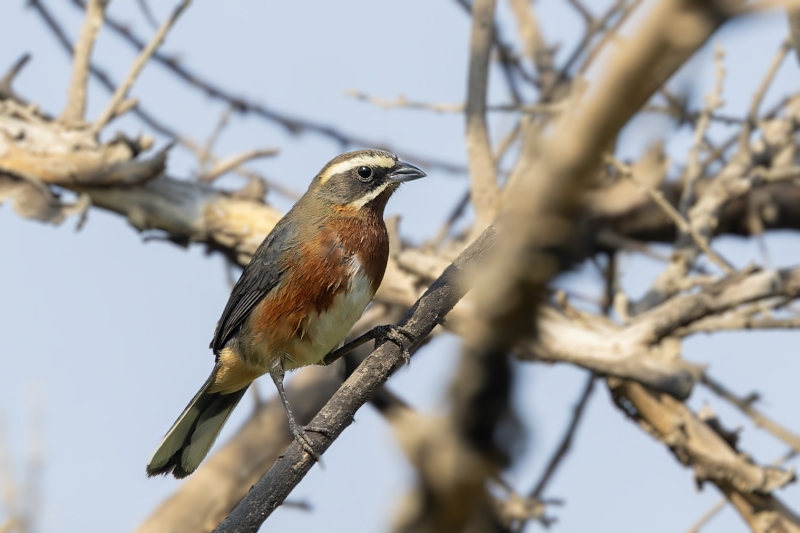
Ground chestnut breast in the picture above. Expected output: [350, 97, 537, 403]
[243, 209, 389, 370]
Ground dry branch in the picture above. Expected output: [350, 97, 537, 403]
[200, 148, 279, 182]
[91, 0, 192, 134]
[610, 380, 800, 532]
[702, 375, 800, 453]
[529, 373, 595, 499]
[611, 156, 735, 274]
[59, 0, 106, 125]
[465, 0, 500, 232]
[0, 54, 31, 103]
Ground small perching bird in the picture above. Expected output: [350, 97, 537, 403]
[147, 149, 426, 478]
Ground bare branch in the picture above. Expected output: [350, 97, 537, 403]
[199, 106, 233, 172]
[557, 0, 627, 88]
[566, 0, 593, 23]
[702, 374, 800, 453]
[136, 0, 159, 29]
[465, 0, 500, 232]
[91, 0, 192, 134]
[739, 39, 791, 155]
[610, 380, 799, 528]
[59, 0, 107, 125]
[684, 499, 727, 533]
[508, 0, 554, 83]
[681, 43, 726, 218]
[611, 157, 735, 274]
[530, 373, 595, 498]
[0, 54, 32, 103]
[346, 89, 564, 116]
[30, 0, 197, 143]
[200, 148, 280, 183]
[579, 0, 644, 76]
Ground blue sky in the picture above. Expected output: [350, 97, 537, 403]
[1, 1, 799, 532]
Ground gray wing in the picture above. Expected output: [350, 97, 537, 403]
[209, 217, 296, 354]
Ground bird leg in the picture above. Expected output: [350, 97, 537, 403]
[321, 324, 415, 367]
[269, 358, 330, 461]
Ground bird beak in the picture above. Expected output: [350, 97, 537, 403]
[389, 160, 427, 183]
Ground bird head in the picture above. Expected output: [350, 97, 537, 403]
[308, 149, 426, 214]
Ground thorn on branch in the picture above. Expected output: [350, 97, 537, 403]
[702, 374, 800, 453]
[0, 54, 31, 103]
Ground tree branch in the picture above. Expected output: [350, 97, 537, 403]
[610, 380, 800, 531]
[91, 0, 192, 134]
[59, 0, 106, 125]
[702, 374, 800, 453]
[530, 373, 595, 498]
[465, 0, 500, 232]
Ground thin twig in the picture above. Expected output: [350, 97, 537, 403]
[644, 105, 742, 125]
[29, 0, 188, 141]
[530, 373, 595, 498]
[346, 90, 563, 115]
[199, 106, 234, 173]
[136, 0, 159, 29]
[609, 157, 735, 274]
[200, 148, 280, 182]
[738, 39, 791, 155]
[0, 54, 32, 102]
[680, 43, 725, 218]
[566, 0, 593, 22]
[684, 499, 727, 533]
[556, 0, 625, 90]
[60, 0, 107, 124]
[453, 0, 537, 95]
[465, 0, 500, 232]
[702, 374, 800, 452]
[579, 0, 643, 76]
[91, 0, 192, 134]
[508, 0, 555, 84]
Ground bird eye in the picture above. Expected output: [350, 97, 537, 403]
[357, 166, 373, 180]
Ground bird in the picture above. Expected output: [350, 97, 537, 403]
[146, 149, 426, 478]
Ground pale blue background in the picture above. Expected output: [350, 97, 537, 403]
[1, 1, 799, 532]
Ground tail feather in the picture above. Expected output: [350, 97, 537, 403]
[147, 365, 249, 478]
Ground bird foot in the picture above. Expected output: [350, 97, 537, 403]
[373, 325, 415, 365]
[288, 421, 331, 462]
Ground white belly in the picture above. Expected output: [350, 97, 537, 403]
[282, 259, 373, 370]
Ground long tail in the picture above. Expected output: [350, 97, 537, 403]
[146, 365, 248, 478]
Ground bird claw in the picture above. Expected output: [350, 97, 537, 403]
[289, 421, 329, 462]
[374, 325, 415, 365]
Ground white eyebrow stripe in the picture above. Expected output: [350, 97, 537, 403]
[319, 154, 396, 184]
